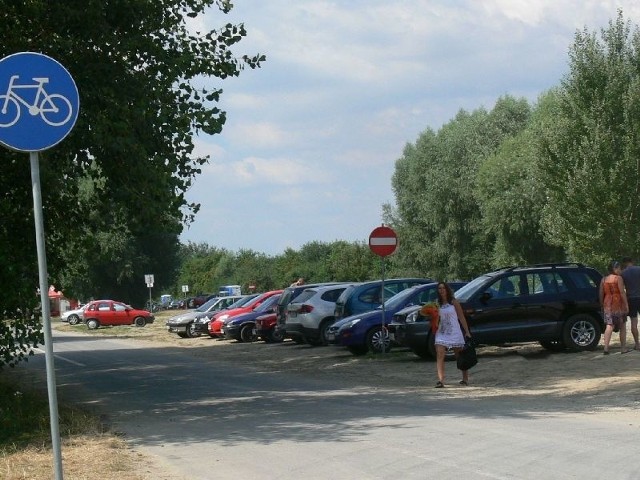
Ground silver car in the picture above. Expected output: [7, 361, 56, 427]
[284, 283, 354, 346]
[166, 295, 243, 338]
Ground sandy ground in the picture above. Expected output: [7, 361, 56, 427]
[128, 315, 640, 409]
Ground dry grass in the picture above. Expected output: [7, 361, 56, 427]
[2, 435, 147, 480]
[1, 311, 185, 480]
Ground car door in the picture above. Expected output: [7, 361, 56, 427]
[111, 302, 131, 325]
[463, 274, 532, 344]
[94, 301, 116, 325]
[517, 271, 566, 339]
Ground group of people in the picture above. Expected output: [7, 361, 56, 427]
[600, 257, 640, 354]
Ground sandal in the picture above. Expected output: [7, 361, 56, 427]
[435, 381, 444, 388]
[459, 380, 468, 386]
[622, 349, 632, 354]
[603, 350, 610, 355]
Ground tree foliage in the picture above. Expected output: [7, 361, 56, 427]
[391, 96, 534, 280]
[537, 11, 640, 268]
[0, 1, 264, 367]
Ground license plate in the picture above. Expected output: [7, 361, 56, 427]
[327, 332, 335, 341]
[252, 329, 256, 335]
[289, 311, 297, 318]
[388, 332, 395, 341]
[221, 328, 226, 334]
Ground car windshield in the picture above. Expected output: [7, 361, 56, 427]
[230, 294, 258, 308]
[196, 297, 220, 312]
[454, 275, 491, 301]
[255, 294, 281, 312]
[383, 285, 424, 310]
[335, 286, 355, 305]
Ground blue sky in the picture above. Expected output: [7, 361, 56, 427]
[180, 0, 639, 255]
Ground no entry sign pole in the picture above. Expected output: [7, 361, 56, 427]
[0, 52, 80, 480]
[369, 225, 398, 354]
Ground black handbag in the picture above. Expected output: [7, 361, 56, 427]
[457, 338, 478, 370]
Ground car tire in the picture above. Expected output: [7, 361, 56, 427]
[562, 314, 601, 351]
[134, 317, 147, 327]
[67, 314, 80, 325]
[366, 326, 392, 354]
[410, 347, 432, 359]
[317, 319, 334, 346]
[347, 345, 369, 356]
[186, 323, 201, 338]
[539, 340, 566, 352]
[177, 332, 189, 338]
[267, 328, 285, 343]
[86, 319, 99, 330]
[240, 324, 257, 343]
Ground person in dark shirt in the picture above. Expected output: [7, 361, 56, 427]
[621, 257, 640, 350]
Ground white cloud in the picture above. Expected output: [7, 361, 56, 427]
[180, 0, 640, 255]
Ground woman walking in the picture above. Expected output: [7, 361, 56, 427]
[434, 282, 472, 388]
[599, 261, 629, 354]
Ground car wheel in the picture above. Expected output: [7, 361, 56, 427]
[86, 319, 99, 330]
[267, 328, 285, 343]
[410, 346, 432, 359]
[562, 314, 601, 351]
[68, 314, 80, 325]
[366, 326, 392, 354]
[539, 340, 566, 352]
[177, 332, 189, 338]
[134, 317, 147, 327]
[186, 323, 201, 338]
[240, 324, 257, 343]
[317, 319, 334, 346]
[347, 345, 369, 356]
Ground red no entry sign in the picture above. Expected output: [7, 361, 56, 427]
[369, 225, 398, 257]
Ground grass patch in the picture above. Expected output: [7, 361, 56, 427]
[0, 374, 148, 480]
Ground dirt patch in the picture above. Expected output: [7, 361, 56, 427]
[54, 311, 640, 406]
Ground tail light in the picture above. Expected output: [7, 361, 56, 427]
[300, 304, 313, 314]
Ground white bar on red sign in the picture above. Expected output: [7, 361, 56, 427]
[370, 238, 397, 245]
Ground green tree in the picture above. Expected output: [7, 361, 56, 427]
[537, 11, 640, 267]
[476, 126, 565, 266]
[0, 1, 264, 366]
[391, 96, 533, 279]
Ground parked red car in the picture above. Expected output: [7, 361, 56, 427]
[83, 300, 154, 330]
[254, 312, 284, 343]
[209, 290, 282, 338]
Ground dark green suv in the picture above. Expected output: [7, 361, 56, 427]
[391, 263, 603, 359]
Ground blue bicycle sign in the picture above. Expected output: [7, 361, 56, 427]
[0, 52, 79, 152]
[0, 75, 73, 127]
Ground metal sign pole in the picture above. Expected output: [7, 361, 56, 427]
[30, 151, 64, 480]
[381, 256, 386, 354]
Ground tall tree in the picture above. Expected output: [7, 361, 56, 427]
[537, 11, 640, 267]
[0, 1, 264, 366]
[392, 96, 532, 280]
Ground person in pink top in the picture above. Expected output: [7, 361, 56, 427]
[599, 261, 629, 355]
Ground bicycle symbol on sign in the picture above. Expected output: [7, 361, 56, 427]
[0, 75, 73, 128]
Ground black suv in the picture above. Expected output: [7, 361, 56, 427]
[390, 263, 604, 359]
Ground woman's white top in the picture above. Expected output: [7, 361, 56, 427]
[434, 303, 465, 348]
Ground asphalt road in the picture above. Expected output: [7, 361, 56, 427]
[23, 330, 640, 480]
